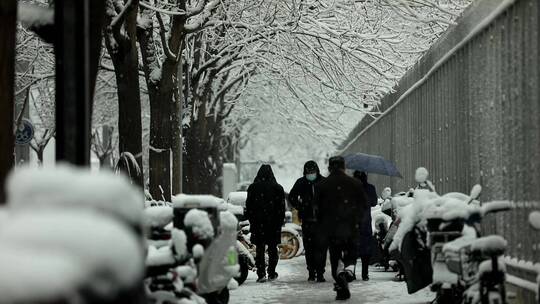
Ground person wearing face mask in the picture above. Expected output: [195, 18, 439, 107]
[288, 160, 327, 282]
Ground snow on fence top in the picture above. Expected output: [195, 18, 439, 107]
[0, 210, 145, 298]
[226, 191, 247, 207]
[172, 193, 224, 208]
[6, 165, 144, 228]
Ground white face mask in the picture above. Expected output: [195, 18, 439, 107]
[306, 173, 317, 181]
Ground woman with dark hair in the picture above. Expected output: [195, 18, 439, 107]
[245, 164, 285, 283]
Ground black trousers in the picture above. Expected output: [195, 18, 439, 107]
[360, 255, 370, 278]
[302, 221, 328, 275]
[328, 237, 358, 281]
[255, 241, 279, 277]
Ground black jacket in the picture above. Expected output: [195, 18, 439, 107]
[245, 165, 285, 244]
[315, 170, 367, 241]
[288, 161, 325, 222]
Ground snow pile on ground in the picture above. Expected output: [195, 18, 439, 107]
[173, 193, 224, 208]
[7, 164, 144, 228]
[230, 257, 434, 304]
[184, 209, 215, 239]
[143, 206, 173, 229]
[0, 210, 145, 302]
[226, 191, 247, 207]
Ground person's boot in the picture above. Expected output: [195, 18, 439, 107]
[268, 272, 279, 281]
[334, 272, 351, 300]
[308, 271, 316, 282]
[257, 273, 267, 283]
[344, 266, 355, 283]
[316, 272, 325, 283]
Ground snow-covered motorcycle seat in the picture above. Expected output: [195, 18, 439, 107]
[470, 235, 507, 257]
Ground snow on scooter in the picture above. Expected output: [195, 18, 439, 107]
[372, 188, 394, 271]
[144, 194, 239, 304]
[390, 168, 514, 304]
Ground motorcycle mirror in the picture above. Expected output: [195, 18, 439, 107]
[469, 184, 482, 200]
[415, 167, 429, 183]
[529, 211, 540, 231]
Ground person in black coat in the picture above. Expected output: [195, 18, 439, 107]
[315, 156, 367, 300]
[288, 160, 327, 282]
[353, 171, 378, 281]
[245, 164, 286, 283]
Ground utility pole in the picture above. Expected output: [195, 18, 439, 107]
[0, 0, 17, 203]
[55, 0, 105, 166]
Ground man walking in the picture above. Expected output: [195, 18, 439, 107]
[288, 160, 327, 282]
[315, 156, 367, 300]
[245, 164, 286, 283]
[353, 171, 378, 281]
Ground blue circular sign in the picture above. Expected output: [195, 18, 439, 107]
[15, 119, 34, 145]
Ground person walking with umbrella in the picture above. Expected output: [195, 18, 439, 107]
[245, 164, 286, 283]
[288, 160, 327, 282]
[315, 156, 367, 300]
[353, 171, 378, 281]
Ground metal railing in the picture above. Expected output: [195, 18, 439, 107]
[338, 0, 539, 295]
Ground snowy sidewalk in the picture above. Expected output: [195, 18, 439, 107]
[230, 257, 433, 304]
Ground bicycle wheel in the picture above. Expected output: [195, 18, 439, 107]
[279, 230, 300, 259]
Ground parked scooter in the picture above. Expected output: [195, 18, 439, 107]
[144, 194, 239, 304]
[235, 220, 256, 285]
[393, 168, 513, 304]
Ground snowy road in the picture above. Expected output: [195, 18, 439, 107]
[230, 257, 434, 304]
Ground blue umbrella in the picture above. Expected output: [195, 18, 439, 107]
[343, 153, 402, 178]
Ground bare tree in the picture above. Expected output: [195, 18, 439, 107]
[137, 0, 219, 201]
[103, 0, 145, 187]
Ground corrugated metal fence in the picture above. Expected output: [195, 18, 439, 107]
[339, 0, 539, 299]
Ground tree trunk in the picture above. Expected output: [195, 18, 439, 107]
[105, 0, 144, 187]
[100, 125, 113, 169]
[171, 48, 184, 196]
[149, 93, 172, 201]
[183, 114, 222, 196]
[0, 0, 16, 203]
[36, 148, 44, 166]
